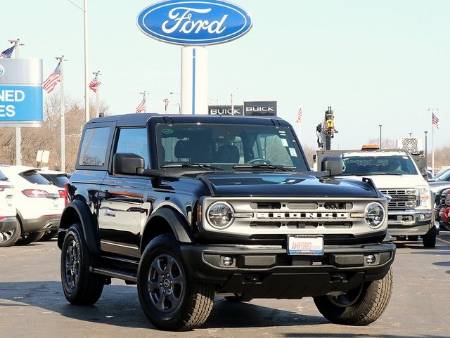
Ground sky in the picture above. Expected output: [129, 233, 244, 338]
[2, 0, 450, 150]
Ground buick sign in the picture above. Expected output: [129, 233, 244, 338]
[137, 0, 253, 46]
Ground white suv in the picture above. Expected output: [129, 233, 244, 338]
[0, 170, 19, 247]
[0, 165, 65, 245]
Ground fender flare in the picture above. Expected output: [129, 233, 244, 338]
[142, 207, 193, 246]
[59, 199, 100, 255]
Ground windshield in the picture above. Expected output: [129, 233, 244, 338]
[342, 155, 418, 176]
[156, 123, 308, 171]
[0, 169, 7, 181]
[436, 169, 450, 181]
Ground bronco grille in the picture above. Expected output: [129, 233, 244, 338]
[380, 189, 416, 210]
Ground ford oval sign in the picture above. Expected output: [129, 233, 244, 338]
[137, 0, 253, 46]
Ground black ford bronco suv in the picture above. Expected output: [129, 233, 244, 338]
[58, 114, 395, 331]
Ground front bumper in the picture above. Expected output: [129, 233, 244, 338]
[21, 214, 61, 233]
[180, 241, 395, 298]
[387, 210, 433, 236]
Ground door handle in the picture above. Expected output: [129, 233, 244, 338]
[105, 210, 116, 217]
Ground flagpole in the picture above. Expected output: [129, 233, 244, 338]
[84, 0, 90, 123]
[10, 38, 24, 166]
[56, 56, 66, 172]
[431, 109, 436, 176]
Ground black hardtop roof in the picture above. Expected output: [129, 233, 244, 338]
[87, 113, 290, 127]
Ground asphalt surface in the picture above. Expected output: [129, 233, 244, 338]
[1, 234, 450, 338]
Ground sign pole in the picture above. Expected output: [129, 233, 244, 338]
[84, 0, 90, 123]
[56, 56, 66, 172]
[181, 46, 208, 115]
[10, 38, 24, 166]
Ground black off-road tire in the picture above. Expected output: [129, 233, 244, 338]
[137, 234, 215, 331]
[0, 218, 21, 247]
[423, 226, 437, 248]
[314, 268, 393, 326]
[16, 231, 44, 245]
[224, 294, 253, 302]
[61, 224, 104, 305]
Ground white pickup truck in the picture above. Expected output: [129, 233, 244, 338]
[337, 150, 435, 248]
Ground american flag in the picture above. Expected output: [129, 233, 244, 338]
[89, 76, 101, 93]
[432, 112, 439, 128]
[0, 45, 15, 58]
[296, 106, 303, 124]
[136, 98, 146, 113]
[42, 62, 62, 93]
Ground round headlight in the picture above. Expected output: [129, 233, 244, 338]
[207, 202, 234, 229]
[365, 202, 385, 228]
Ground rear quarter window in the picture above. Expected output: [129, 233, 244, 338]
[20, 170, 51, 185]
[78, 127, 111, 167]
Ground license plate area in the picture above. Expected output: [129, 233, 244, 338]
[287, 235, 324, 256]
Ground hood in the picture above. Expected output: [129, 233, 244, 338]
[339, 174, 427, 190]
[203, 172, 379, 198]
[429, 181, 450, 194]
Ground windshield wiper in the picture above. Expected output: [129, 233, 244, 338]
[233, 164, 296, 172]
[340, 172, 403, 176]
[160, 163, 223, 171]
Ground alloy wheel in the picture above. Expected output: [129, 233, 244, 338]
[147, 254, 186, 313]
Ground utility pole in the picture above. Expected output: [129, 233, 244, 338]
[92, 70, 101, 117]
[378, 124, 382, 149]
[56, 56, 67, 172]
[230, 93, 234, 116]
[84, 0, 90, 123]
[9, 38, 25, 165]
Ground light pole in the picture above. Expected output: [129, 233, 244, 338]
[65, 0, 89, 123]
[170, 91, 181, 113]
[378, 124, 382, 149]
[424, 131, 428, 168]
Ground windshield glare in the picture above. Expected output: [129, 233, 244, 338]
[156, 123, 308, 171]
[342, 155, 418, 176]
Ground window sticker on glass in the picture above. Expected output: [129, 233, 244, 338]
[281, 138, 289, 147]
[289, 147, 298, 157]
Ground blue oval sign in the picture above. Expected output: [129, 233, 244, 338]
[137, 0, 253, 46]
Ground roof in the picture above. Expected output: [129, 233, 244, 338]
[87, 113, 288, 127]
[343, 150, 409, 157]
[0, 165, 38, 174]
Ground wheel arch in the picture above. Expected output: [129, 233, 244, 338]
[140, 206, 192, 252]
[58, 199, 100, 255]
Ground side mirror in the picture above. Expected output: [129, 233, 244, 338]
[321, 156, 344, 176]
[113, 153, 145, 175]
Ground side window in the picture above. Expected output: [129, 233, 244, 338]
[78, 127, 111, 167]
[115, 128, 150, 169]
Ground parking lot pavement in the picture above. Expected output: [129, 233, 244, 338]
[0, 237, 449, 338]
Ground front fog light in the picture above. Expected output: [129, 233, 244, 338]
[365, 202, 385, 228]
[207, 202, 234, 229]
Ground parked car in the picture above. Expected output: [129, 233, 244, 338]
[0, 165, 65, 245]
[336, 150, 436, 247]
[39, 170, 70, 188]
[58, 114, 395, 331]
[436, 188, 450, 231]
[0, 169, 20, 247]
